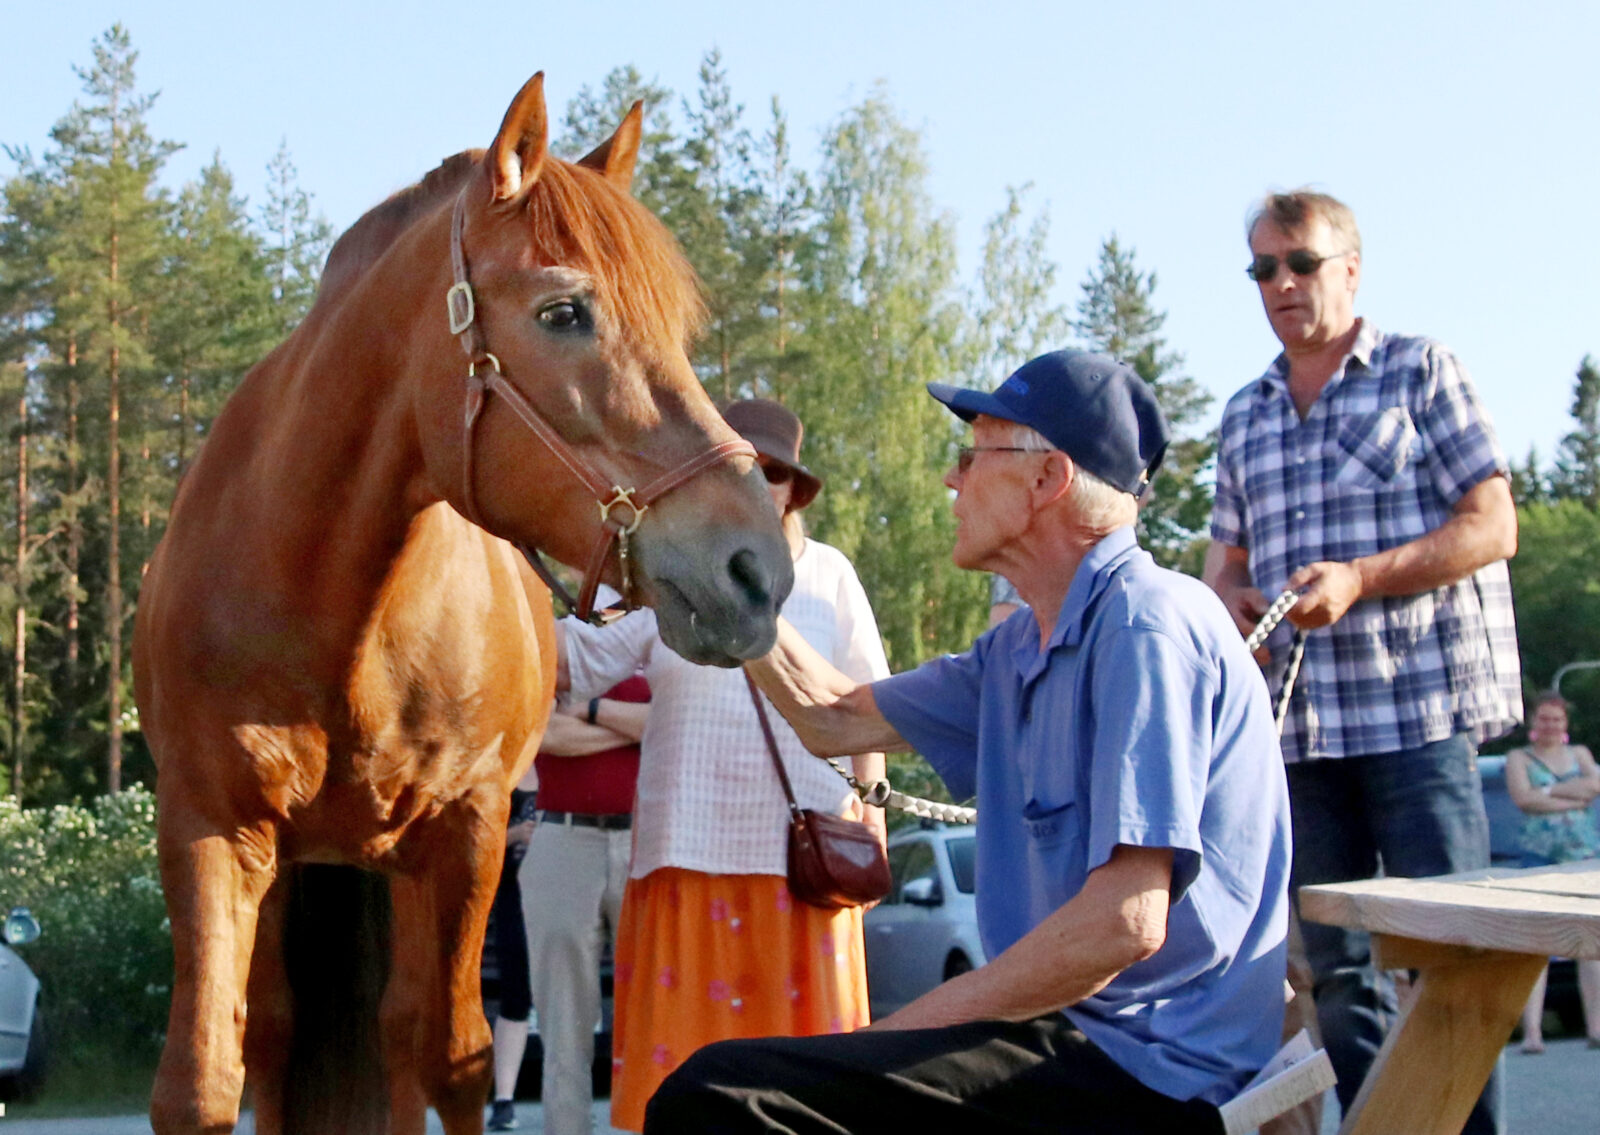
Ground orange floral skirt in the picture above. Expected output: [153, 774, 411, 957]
[607, 867, 870, 1131]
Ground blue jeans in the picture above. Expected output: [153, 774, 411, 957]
[1287, 733, 1503, 1135]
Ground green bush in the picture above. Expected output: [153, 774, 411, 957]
[0, 788, 171, 1062]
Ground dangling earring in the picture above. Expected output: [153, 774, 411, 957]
[1562, 731, 1570, 744]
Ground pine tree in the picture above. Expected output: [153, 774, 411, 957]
[260, 141, 331, 337]
[750, 97, 813, 406]
[1073, 235, 1212, 571]
[36, 25, 180, 791]
[674, 50, 766, 402]
[1, 161, 81, 797]
[154, 155, 274, 478]
[1, 151, 97, 796]
[0, 28, 291, 800]
[1553, 355, 1600, 509]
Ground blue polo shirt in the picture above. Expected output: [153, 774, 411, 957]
[872, 528, 1290, 1105]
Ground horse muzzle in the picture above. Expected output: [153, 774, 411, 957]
[643, 531, 794, 666]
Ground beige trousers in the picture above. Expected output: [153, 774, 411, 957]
[517, 820, 631, 1135]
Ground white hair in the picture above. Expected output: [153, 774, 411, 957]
[997, 422, 1138, 530]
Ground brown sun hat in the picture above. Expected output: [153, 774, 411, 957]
[721, 398, 823, 511]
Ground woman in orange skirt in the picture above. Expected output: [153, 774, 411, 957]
[559, 399, 889, 1132]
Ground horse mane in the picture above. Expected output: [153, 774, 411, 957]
[316, 150, 706, 358]
[522, 158, 708, 357]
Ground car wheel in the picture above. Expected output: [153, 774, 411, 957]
[943, 953, 973, 981]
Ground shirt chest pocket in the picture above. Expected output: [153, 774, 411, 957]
[1333, 406, 1417, 492]
[1021, 753, 1080, 851]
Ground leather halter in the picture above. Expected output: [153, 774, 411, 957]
[446, 183, 756, 623]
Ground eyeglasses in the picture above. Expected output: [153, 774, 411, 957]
[955, 445, 1034, 475]
[1245, 249, 1353, 283]
[760, 462, 793, 486]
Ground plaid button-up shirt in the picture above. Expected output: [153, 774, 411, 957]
[1211, 321, 1522, 762]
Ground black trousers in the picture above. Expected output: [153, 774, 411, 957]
[644, 1015, 1225, 1135]
[489, 788, 536, 1022]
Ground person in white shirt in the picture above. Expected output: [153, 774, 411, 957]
[556, 398, 889, 1132]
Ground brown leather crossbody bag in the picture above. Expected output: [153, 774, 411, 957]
[744, 672, 891, 910]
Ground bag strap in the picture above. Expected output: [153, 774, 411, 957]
[744, 671, 803, 820]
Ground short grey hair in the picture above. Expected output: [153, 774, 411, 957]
[996, 422, 1138, 530]
[1246, 189, 1362, 256]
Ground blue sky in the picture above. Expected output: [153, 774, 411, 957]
[4, 1, 1596, 467]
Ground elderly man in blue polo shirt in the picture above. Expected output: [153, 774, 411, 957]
[643, 351, 1293, 1135]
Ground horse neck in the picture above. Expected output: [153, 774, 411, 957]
[191, 204, 458, 629]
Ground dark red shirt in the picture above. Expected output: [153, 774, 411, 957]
[536, 674, 648, 815]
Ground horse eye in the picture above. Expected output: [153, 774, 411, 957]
[538, 299, 586, 331]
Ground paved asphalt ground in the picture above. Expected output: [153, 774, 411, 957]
[3, 1038, 1596, 1133]
[0, 1099, 627, 1134]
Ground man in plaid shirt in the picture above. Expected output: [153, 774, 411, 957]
[1207, 189, 1521, 1135]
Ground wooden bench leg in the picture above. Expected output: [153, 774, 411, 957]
[1337, 936, 1546, 1135]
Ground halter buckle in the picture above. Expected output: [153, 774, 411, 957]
[468, 353, 502, 378]
[446, 281, 476, 335]
[598, 487, 648, 536]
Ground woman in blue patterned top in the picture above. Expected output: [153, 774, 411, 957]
[1506, 692, 1600, 1051]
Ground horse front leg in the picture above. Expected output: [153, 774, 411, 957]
[388, 806, 503, 1135]
[150, 816, 277, 1135]
[383, 874, 440, 1135]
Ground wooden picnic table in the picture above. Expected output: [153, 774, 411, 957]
[1299, 860, 1600, 1135]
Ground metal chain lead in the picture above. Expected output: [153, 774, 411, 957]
[826, 757, 979, 825]
[822, 589, 1304, 826]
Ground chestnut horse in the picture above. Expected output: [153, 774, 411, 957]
[132, 74, 793, 1135]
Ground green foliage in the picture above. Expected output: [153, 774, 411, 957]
[789, 88, 988, 667]
[968, 184, 1071, 386]
[152, 156, 276, 492]
[0, 27, 321, 802]
[0, 787, 170, 1060]
[666, 51, 769, 403]
[1505, 500, 1600, 745]
[2, 35, 1224, 805]
[1511, 444, 1549, 506]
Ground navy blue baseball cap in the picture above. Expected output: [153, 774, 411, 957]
[927, 350, 1170, 497]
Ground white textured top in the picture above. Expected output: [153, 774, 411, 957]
[562, 539, 890, 878]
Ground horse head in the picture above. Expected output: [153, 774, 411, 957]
[415, 73, 793, 665]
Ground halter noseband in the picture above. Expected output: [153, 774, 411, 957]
[446, 184, 756, 623]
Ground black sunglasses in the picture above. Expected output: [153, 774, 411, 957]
[1245, 249, 1353, 283]
[955, 445, 1033, 475]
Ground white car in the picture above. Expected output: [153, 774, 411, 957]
[0, 907, 44, 1103]
[864, 823, 985, 1019]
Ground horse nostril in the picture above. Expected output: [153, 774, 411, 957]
[727, 548, 773, 609]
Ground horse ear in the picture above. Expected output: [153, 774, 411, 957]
[576, 100, 644, 190]
[487, 72, 549, 201]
